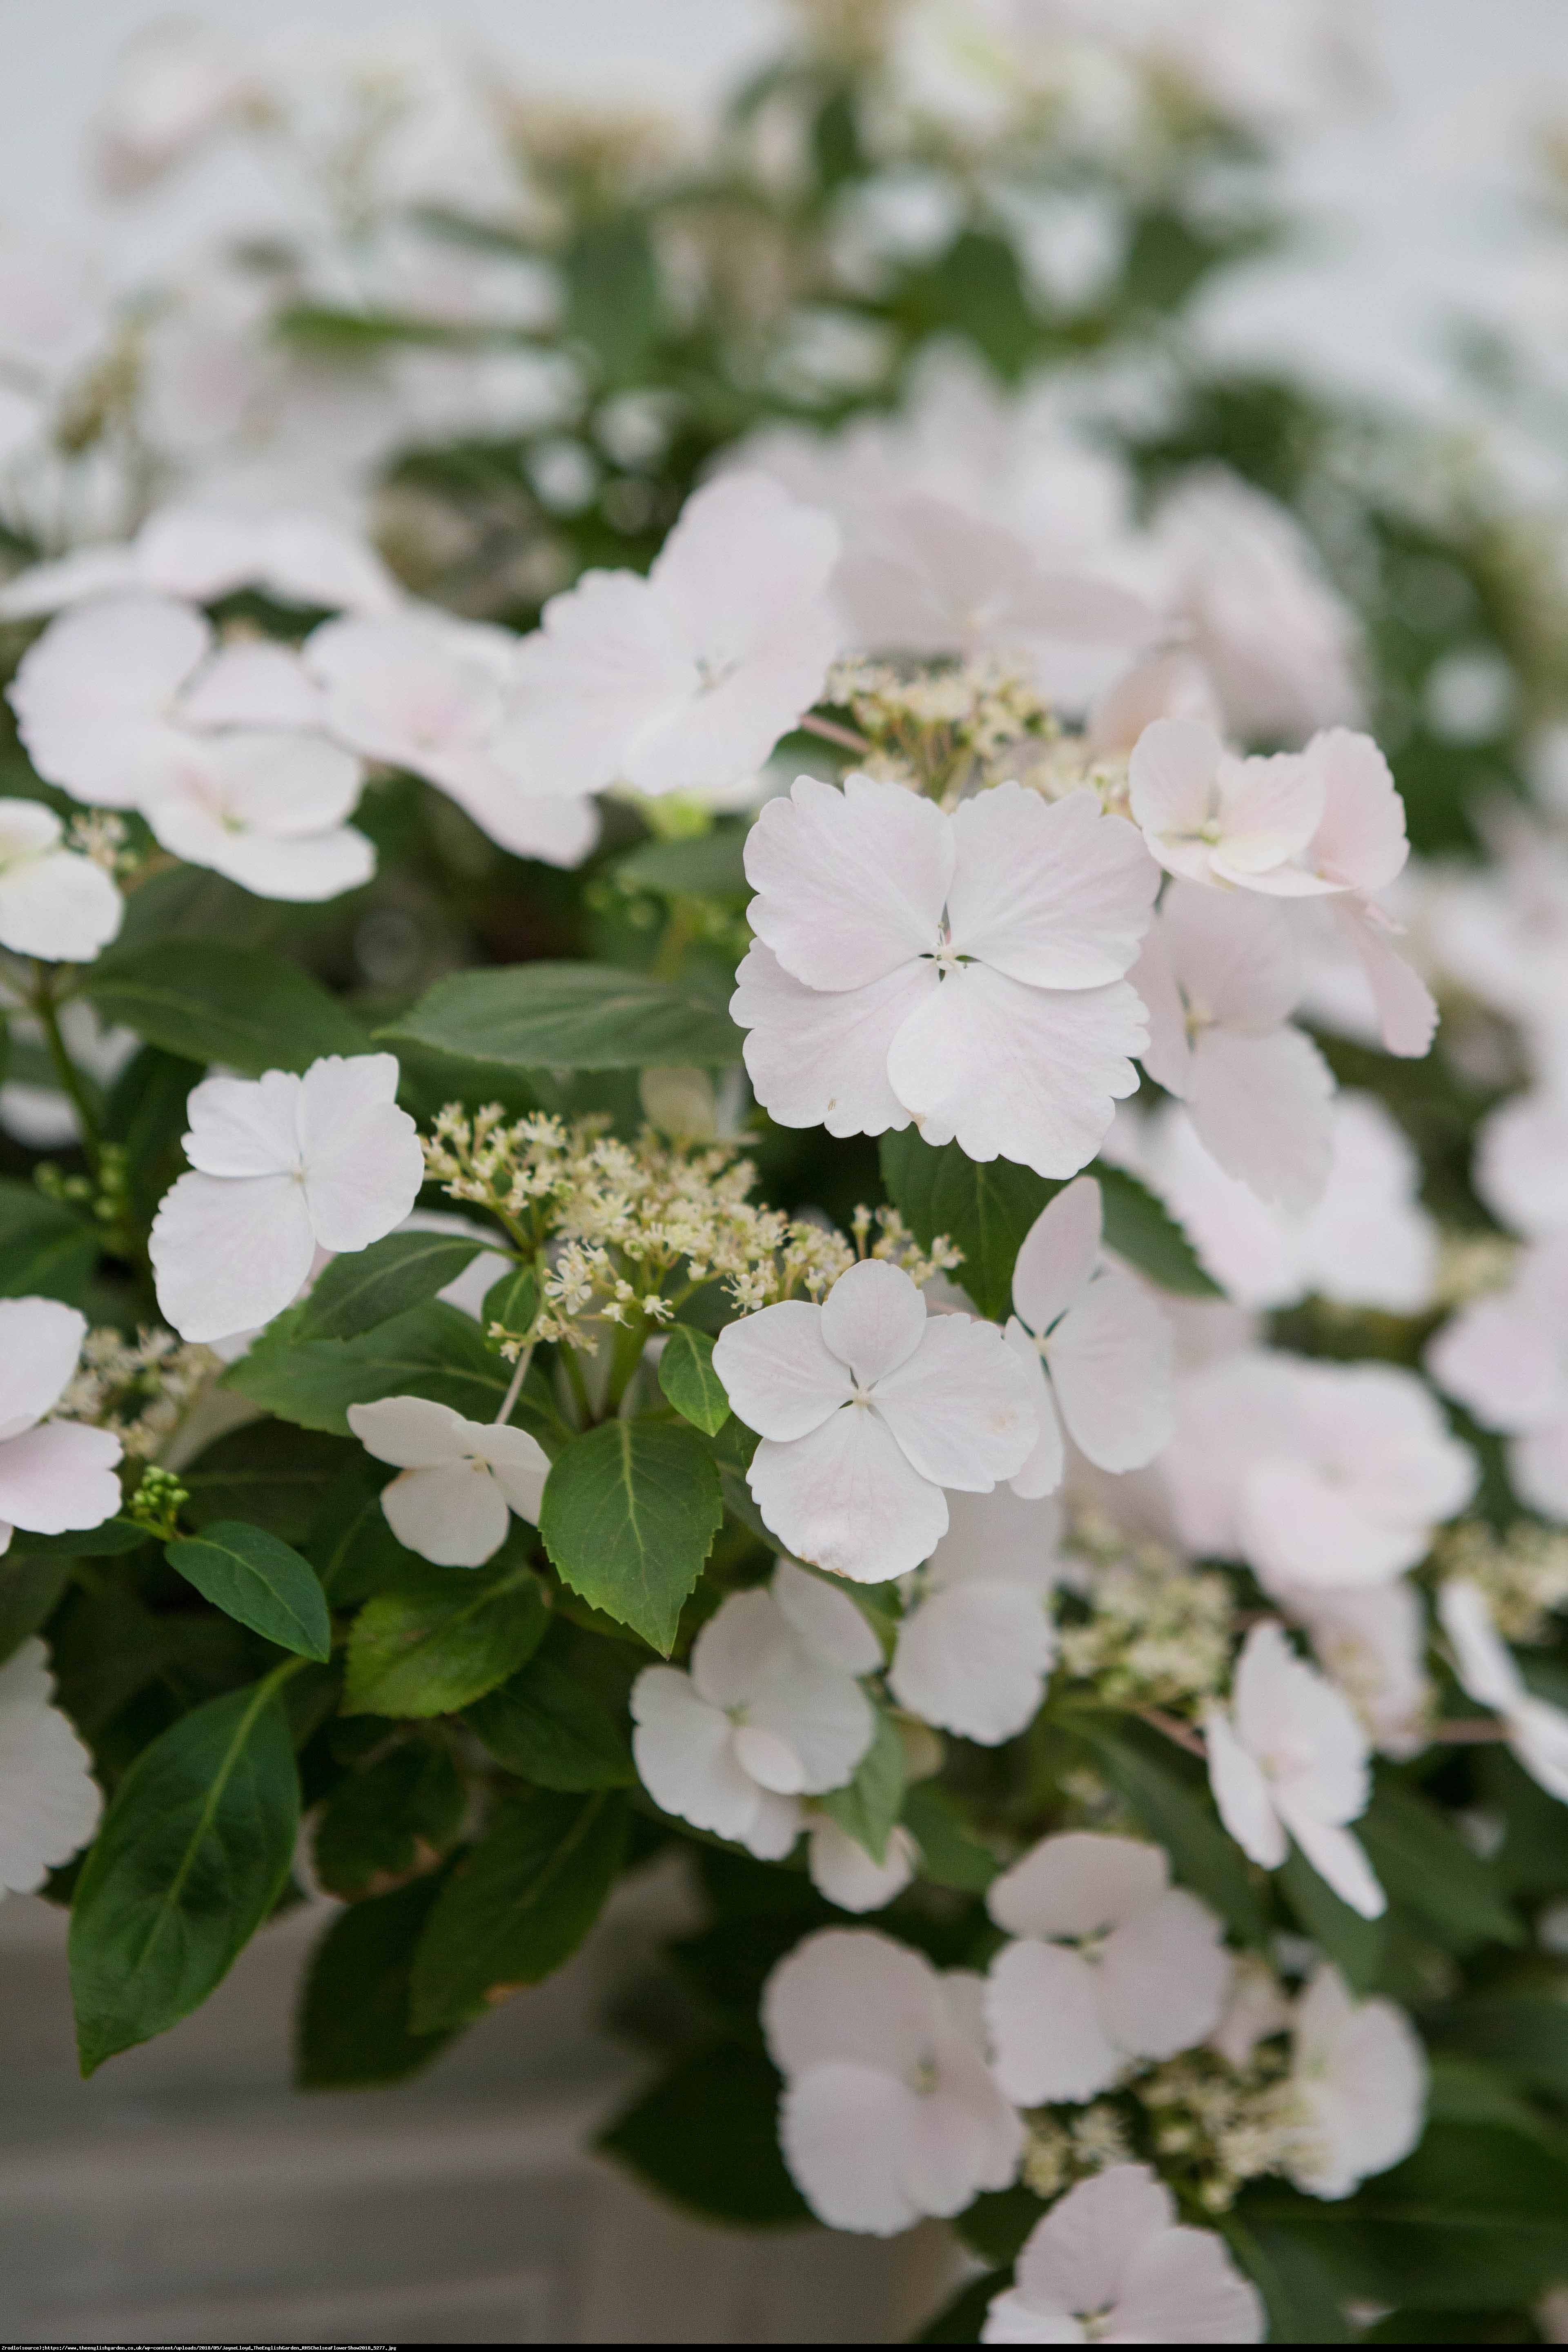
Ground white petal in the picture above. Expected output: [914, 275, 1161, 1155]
[690, 1586, 789, 1711]
[1213, 750, 1325, 877]
[733, 940, 938, 1140]
[474, 1423, 550, 1523]
[0, 1639, 101, 1893]
[773, 1555, 884, 1674]
[0, 1422, 122, 1537]
[297, 1054, 425, 1253]
[0, 846, 122, 963]
[1239, 1462, 1428, 1592]
[1511, 1417, 1568, 1524]
[746, 1650, 874, 1796]
[1303, 730, 1408, 893]
[1158, 875, 1305, 1033]
[985, 1938, 1123, 2105]
[744, 773, 951, 991]
[1113, 2222, 1266, 2343]
[1276, 1802, 1386, 1920]
[1015, 2164, 1174, 2323]
[181, 1068, 301, 1178]
[744, 1788, 806, 1860]
[347, 1394, 475, 1469]
[1128, 719, 1223, 858]
[1098, 1889, 1231, 2061]
[733, 1722, 808, 1795]
[433, 765, 599, 867]
[1204, 1703, 1286, 1869]
[380, 1459, 512, 1567]
[631, 1665, 762, 1844]
[1129, 922, 1194, 1097]
[179, 640, 323, 732]
[989, 1830, 1167, 1941]
[820, 1257, 928, 1388]
[0, 1298, 88, 1439]
[905, 2065, 1024, 2218]
[1047, 1269, 1175, 1472]
[150, 1168, 317, 1343]
[10, 593, 209, 804]
[808, 1819, 919, 1913]
[1188, 1026, 1335, 1214]
[148, 797, 375, 903]
[889, 1581, 1053, 1744]
[1510, 1695, 1568, 1804]
[925, 1483, 1062, 1597]
[1437, 1579, 1523, 1714]
[1004, 1321, 1065, 1499]
[747, 1409, 949, 1582]
[946, 786, 1157, 989]
[1426, 1294, 1559, 1434]
[652, 472, 839, 679]
[498, 570, 693, 795]
[886, 964, 1145, 1180]
[762, 1924, 943, 2080]
[778, 2063, 923, 2234]
[872, 1311, 1037, 1492]
[712, 1300, 851, 1442]
[1012, 1178, 1101, 1336]
[1337, 899, 1438, 1058]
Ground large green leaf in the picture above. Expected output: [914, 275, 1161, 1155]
[540, 1419, 722, 1653]
[313, 1741, 466, 1899]
[0, 1178, 97, 1305]
[68, 1675, 300, 2072]
[657, 1325, 731, 1436]
[295, 1230, 490, 1343]
[296, 1873, 457, 2089]
[408, 1789, 627, 2030]
[1359, 1779, 1522, 1953]
[181, 1422, 350, 1542]
[382, 962, 740, 1073]
[598, 2041, 809, 2226]
[225, 1301, 514, 1436]
[80, 942, 366, 1074]
[165, 1521, 332, 1662]
[466, 1650, 636, 1791]
[1436, 1998, 1568, 2101]
[1077, 1718, 1269, 1944]
[901, 1782, 1000, 1893]
[1095, 1165, 1220, 1298]
[1222, 2213, 1354, 2344]
[1279, 1843, 1387, 1994]
[617, 826, 749, 898]
[0, 1555, 70, 1666]
[341, 1550, 549, 1718]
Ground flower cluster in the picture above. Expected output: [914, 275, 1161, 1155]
[52, 1324, 216, 1460]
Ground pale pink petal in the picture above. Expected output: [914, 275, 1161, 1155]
[712, 1301, 852, 1441]
[1128, 718, 1223, 853]
[1511, 1417, 1568, 1522]
[498, 570, 694, 794]
[989, 1831, 1167, 1941]
[431, 764, 599, 867]
[1476, 1092, 1568, 1238]
[1112, 2224, 1266, 2343]
[733, 941, 938, 1140]
[347, 1395, 475, 1468]
[1275, 1802, 1385, 1920]
[889, 1580, 1054, 1744]
[1012, 1179, 1101, 1336]
[1437, 1579, 1523, 1714]
[380, 1459, 512, 1567]
[148, 804, 376, 902]
[820, 1257, 928, 1388]
[474, 1423, 550, 1523]
[748, 1407, 949, 1583]
[1047, 1269, 1174, 1472]
[297, 1054, 425, 1253]
[744, 774, 951, 992]
[10, 593, 209, 804]
[1303, 729, 1408, 892]
[0, 843, 122, 963]
[886, 964, 1145, 1180]
[626, 605, 839, 796]
[778, 2064, 922, 2234]
[1088, 650, 1224, 758]
[174, 730, 364, 835]
[1098, 1889, 1230, 2061]
[0, 1421, 121, 1536]
[178, 640, 323, 732]
[1128, 923, 1194, 1097]
[904, 2071, 1022, 2218]
[1212, 750, 1324, 876]
[1188, 1026, 1334, 1213]
[807, 1818, 918, 1913]
[1004, 1321, 1065, 1499]
[0, 1298, 88, 1438]
[1158, 875, 1305, 1033]
[631, 1665, 761, 1844]
[926, 1486, 1062, 1599]
[1015, 2165, 1174, 2320]
[762, 1926, 941, 2080]
[871, 1312, 1038, 1490]
[945, 786, 1157, 989]
[1337, 900, 1438, 1058]
[1204, 1702, 1286, 1869]
[182, 1068, 302, 1177]
[985, 1937, 1123, 2104]
[651, 472, 840, 677]
[150, 1168, 316, 1342]
[1426, 1294, 1562, 1434]
[1240, 1461, 1429, 1591]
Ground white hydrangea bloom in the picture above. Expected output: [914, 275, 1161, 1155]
[1002, 1176, 1174, 1498]
[734, 774, 1157, 1176]
[889, 1487, 1060, 1744]
[1163, 1350, 1475, 1596]
[763, 1927, 1024, 2234]
[150, 1054, 425, 1344]
[0, 1298, 123, 1556]
[806, 1815, 920, 1914]
[347, 1396, 550, 1568]
[1427, 1238, 1568, 1521]
[1283, 1962, 1427, 2200]
[0, 502, 400, 620]
[493, 473, 840, 799]
[713, 1258, 1037, 1582]
[1132, 878, 1333, 1212]
[1204, 1622, 1385, 1920]
[631, 1559, 879, 1858]
[0, 799, 122, 962]
[1129, 719, 1330, 895]
[1439, 1580, 1568, 1804]
[984, 1831, 1232, 2106]
[982, 2162, 1265, 2345]
[0, 1637, 102, 1894]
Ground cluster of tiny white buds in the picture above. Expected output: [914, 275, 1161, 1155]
[1433, 1518, 1568, 1644]
[65, 809, 132, 876]
[1056, 1515, 1236, 1711]
[824, 655, 1056, 803]
[53, 1325, 218, 1459]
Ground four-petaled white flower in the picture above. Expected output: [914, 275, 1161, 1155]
[631, 1558, 880, 1858]
[0, 798, 122, 962]
[1129, 718, 1329, 895]
[1132, 878, 1333, 1211]
[984, 1830, 1232, 2105]
[493, 473, 840, 799]
[305, 609, 599, 869]
[712, 1258, 1038, 1583]
[1282, 1962, 1427, 2201]
[0, 1298, 123, 1557]
[1002, 1175, 1175, 1498]
[1426, 1237, 1568, 1522]
[763, 1926, 1024, 2234]
[889, 1486, 1060, 1744]
[347, 1395, 550, 1568]
[734, 773, 1157, 1177]
[982, 2162, 1265, 2345]
[1163, 1349, 1475, 1597]
[1204, 1621, 1385, 1920]
[0, 502, 401, 621]
[1439, 1579, 1568, 1805]
[0, 1637, 103, 1895]
[150, 1053, 425, 1344]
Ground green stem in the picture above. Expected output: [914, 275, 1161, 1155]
[493, 1345, 534, 1425]
[33, 966, 102, 1173]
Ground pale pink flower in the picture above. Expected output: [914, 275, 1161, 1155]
[347, 1396, 550, 1568]
[1426, 1238, 1568, 1522]
[1283, 1962, 1427, 2200]
[982, 2163, 1264, 2343]
[0, 1638, 102, 1894]
[889, 1487, 1060, 1744]
[0, 799, 122, 962]
[0, 1299, 123, 1558]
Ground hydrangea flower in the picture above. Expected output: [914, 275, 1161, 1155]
[1427, 1238, 1568, 1521]
[888, 1487, 1060, 1744]
[1282, 1962, 1427, 2200]
[762, 1927, 1024, 2234]
[305, 608, 599, 868]
[712, 1258, 1038, 1581]
[494, 473, 840, 799]
[1132, 878, 1334, 1212]
[0, 502, 400, 619]
[1204, 1622, 1385, 1919]
[981, 2162, 1265, 2344]
[984, 1831, 1232, 2105]
[630, 1559, 880, 1857]
[734, 774, 1157, 1176]
[1002, 1176, 1174, 1498]
[1129, 719, 1329, 894]
[1439, 1580, 1568, 1804]
[806, 1815, 920, 1915]
[1163, 1350, 1475, 1596]
[150, 1053, 425, 1344]
[347, 1396, 550, 1568]
[0, 798, 122, 962]
[0, 1637, 102, 1895]
[0, 1299, 123, 1556]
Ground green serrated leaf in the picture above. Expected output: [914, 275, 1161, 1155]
[296, 1231, 488, 1343]
[165, 1521, 332, 1662]
[10, 1518, 149, 1561]
[540, 1419, 722, 1654]
[80, 941, 366, 1074]
[409, 1789, 627, 2030]
[598, 2041, 808, 2226]
[482, 1263, 539, 1337]
[225, 1301, 515, 1437]
[181, 1422, 350, 1542]
[819, 1707, 905, 1864]
[0, 1178, 97, 1305]
[1095, 1164, 1219, 1297]
[657, 1326, 731, 1436]
[313, 1741, 466, 1898]
[617, 826, 749, 899]
[296, 1873, 457, 2089]
[382, 962, 740, 1073]
[1359, 1778, 1523, 1953]
[342, 1550, 549, 1718]
[1222, 2211, 1353, 2344]
[1435, 1998, 1568, 2102]
[68, 1674, 301, 2073]
[466, 1650, 636, 1790]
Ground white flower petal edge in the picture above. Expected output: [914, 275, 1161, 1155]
[1283, 1963, 1427, 2201]
[0, 1638, 102, 1894]
[348, 1396, 550, 1569]
[0, 799, 122, 962]
[1440, 1579, 1568, 1804]
[0, 1298, 122, 1555]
